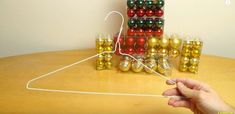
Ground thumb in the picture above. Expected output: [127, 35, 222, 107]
[177, 82, 198, 99]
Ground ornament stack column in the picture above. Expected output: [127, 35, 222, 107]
[96, 35, 113, 70]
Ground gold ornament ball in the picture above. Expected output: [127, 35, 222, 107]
[157, 48, 168, 57]
[131, 60, 144, 73]
[119, 60, 131, 72]
[181, 48, 191, 57]
[190, 58, 200, 65]
[104, 54, 112, 61]
[169, 49, 180, 58]
[104, 38, 113, 46]
[96, 46, 104, 53]
[189, 65, 198, 73]
[193, 41, 203, 49]
[148, 48, 157, 54]
[148, 37, 158, 47]
[169, 38, 182, 49]
[96, 38, 104, 46]
[96, 60, 105, 70]
[183, 40, 193, 49]
[144, 59, 157, 74]
[105, 61, 112, 70]
[159, 38, 169, 48]
[180, 56, 190, 64]
[104, 46, 113, 52]
[191, 49, 201, 58]
[179, 64, 188, 72]
[97, 54, 104, 61]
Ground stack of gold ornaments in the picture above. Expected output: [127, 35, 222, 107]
[96, 35, 113, 70]
[119, 55, 144, 73]
[169, 34, 182, 58]
[179, 39, 203, 73]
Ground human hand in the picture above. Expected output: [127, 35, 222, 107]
[163, 78, 235, 114]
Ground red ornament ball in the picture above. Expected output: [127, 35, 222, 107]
[126, 37, 135, 46]
[136, 47, 145, 55]
[127, 28, 135, 36]
[127, 9, 135, 17]
[145, 29, 153, 36]
[115, 47, 125, 55]
[155, 29, 163, 37]
[136, 37, 146, 46]
[137, 9, 145, 17]
[125, 47, 135, 55]
[146, 9, 154, 17]
[114, 34, 125, 45]
[136, 29, 144, 36]
[155, 9, 164, 17]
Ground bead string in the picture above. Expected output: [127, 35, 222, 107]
[26, 11, 180, 99]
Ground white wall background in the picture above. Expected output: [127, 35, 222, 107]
[0, 0, 235, 58]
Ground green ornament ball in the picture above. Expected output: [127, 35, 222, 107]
[137, 18, 145, 28]
[127, 0, 135, 9]
[128, 18, 136, 28]
[156, 0, 165, 8]
[155, 18, 164, 28]
[136, 0, 144, 8]
[145, 0, 154, 9]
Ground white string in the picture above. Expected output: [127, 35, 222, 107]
[26, 11, 179, 99]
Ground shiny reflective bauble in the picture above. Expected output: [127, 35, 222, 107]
[119, 59, 131, 72]
[157, 58, 171, 75]
[179, 64, 188, 72]
[97, 54, 104, 61]
[96, 46, 104, 53]
[159, 37, 169, 48]
[104, 38, 113, 46]
[155, 18, 164, 28]
[104, 54, 112, 61]
[191, 49, 201, 58]
[127, 0, 135, 9]
[137, 18, 145, 28]
[190, 58, 200, 65]
[137, 9, 145, 17]
[155, 29, 163, 37]
[136, 37, 146, 46]
[193, 41, 203, 50]
[114, 35, 124, 45]
[126, 37, 135, 46]
[96, 60, 105, 70]
[125, 47, 135, 55]
[104, 46, 113, 52]
[146, 18, 154, 28]
[96, 38, 104, 46]
[169, 49, 180, 58]
[146, 9, 154, 17]
[181, 48, 191, 57]
[189, 65, 198, 73]
[127, 28, 135, 36]
[105, 61, 112, 70]
[144, 58, 157, 73]
[180, 56, 190, 64]
[156, 0, 165, 8]
[136, 0, 144, 8]
[155, 9, 164, 17]
[136, 47, 145, 55]
[157, 48, 168, 57]
[148, 37, 158, 47]
[136, 29, 144, 36]
[146, 29, 153, 36]
[169, 37, 182, 49]
[127, 8, 135, 17]
[132, 59, 144, 73]
[148, 48, 157, 54]
[128, 18, 136, 28]
[183, 41, 193, 48]
[145, 0, 154, 9]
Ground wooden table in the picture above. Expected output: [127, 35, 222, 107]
[0, 49, 235, 114]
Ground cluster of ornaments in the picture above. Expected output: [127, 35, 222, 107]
[127, 0, 165, 37]
[179, 39, 203, 73]
[96, 35, 113, 70]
